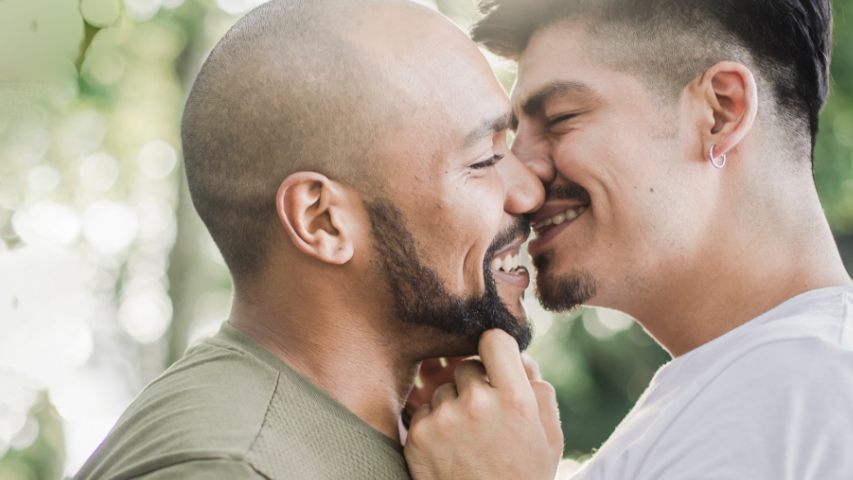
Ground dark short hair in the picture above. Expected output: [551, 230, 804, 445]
[472, 0, 832, 157]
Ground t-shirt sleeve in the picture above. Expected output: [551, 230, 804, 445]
[635, 338, 853, 480]
[131, 459, 268, 479]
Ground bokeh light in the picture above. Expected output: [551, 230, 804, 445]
[12, 202, 81, 247]
[83, 201, 139, 254]
[137, 140, 177, 179]
[79, 153, 120, 192]
[2, 0, 853, 477]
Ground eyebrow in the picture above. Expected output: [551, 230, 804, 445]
[520, 80, 597, 118]
[465, 110, 514, 148]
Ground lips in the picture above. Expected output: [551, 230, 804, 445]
[532, 205, 587, 236]
[527, 198, 590, 258]
[487, 228, 531, 289]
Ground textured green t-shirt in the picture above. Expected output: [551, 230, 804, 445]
[74, 322, 410, 480]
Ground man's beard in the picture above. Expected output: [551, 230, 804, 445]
[366, 198, 532, 351]
[532, 250, 597, 312]
[533, 182, 598, 312]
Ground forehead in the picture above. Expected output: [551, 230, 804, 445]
[512, 25, 608, 108]
[384, 45, 512, 158]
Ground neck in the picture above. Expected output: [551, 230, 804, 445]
[229, 288, 417, 442]
[635, 184, 852, 358]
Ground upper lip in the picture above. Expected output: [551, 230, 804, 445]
[529, 200, 590, 225]
[490, 228, 531, 261]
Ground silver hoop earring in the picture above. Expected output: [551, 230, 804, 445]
[709, 144, 727, 169]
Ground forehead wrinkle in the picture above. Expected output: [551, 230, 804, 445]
[520, 80, 597, 118]
[465, 110, 513, 148]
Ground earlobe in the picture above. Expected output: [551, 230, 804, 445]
[277, 172, 356, 265]
[698, 61, 759, 164]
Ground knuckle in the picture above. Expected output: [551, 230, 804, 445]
[462, 384, 492, 413]
[406, 422, 428, 447]
[532, 380, 557, 399]
[503, 387, 530, 408]
[433, 404, 457, 430]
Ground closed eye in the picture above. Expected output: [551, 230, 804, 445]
[547, 114, 577, 129]
[470, 154, 505, 170]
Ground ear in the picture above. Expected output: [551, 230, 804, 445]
[693, 61, 759, 162]
[277, 172, 357, 265]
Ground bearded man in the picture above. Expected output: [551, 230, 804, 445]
[405, 1, 853, 479]
[73, 1, 563, 479]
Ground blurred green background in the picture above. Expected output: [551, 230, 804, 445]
[0, 0, 851, 478]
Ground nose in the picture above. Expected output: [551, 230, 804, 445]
[511, 129, 556, 185]
[501, 148, 545, 215]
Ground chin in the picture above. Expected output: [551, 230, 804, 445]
[533, 259, 599, 313]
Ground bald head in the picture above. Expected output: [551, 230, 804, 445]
[182, 0, 449, 282]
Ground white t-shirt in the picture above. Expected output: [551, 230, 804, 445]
[572, 286, 853, 480]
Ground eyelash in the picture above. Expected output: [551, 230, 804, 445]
[471, 154, 505, 170]
[547, 114, 577, 128]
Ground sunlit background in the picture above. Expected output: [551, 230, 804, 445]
[0, 0, 851, 478]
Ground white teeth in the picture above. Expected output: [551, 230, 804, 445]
[492, 253, 522, 273]
[533, 205, 589, 232]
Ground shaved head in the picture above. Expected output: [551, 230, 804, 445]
[183, 0, 413, 281]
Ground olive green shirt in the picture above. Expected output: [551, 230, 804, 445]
[74, 322, 410, 480]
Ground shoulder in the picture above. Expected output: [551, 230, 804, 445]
[75, 340, 281, 480]
[637, 334, 853, 479]
[123, 338, 281, 440]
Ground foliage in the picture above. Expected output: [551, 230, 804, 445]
[0, 1, 851, 479]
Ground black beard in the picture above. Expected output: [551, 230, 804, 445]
[366, 198, 532, 351]
[533, 250, 598, 312]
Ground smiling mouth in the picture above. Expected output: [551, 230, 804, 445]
[486, 225, 530, 282]
[532, 205, 588, 237]
[489, 251, 525, 274]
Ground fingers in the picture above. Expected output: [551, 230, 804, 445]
[453, 359, 488, 395]
[409, 402, 432, 428]
[478, 329, 531, 391]
[418, 357, 467, 390]
[531, 380, 563, 455]
[521, 352, 543, 381]
[431, 383, 458, 409]
[406, 357, 466, 416]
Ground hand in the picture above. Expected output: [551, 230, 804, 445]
[405, 357, 468, 426]
[404, 329, 564, 480]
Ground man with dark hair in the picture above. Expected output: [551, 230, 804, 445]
[73, 0, 563, 479]
[404, 0, 853, 479]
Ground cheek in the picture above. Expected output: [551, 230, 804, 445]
[393, 178, 504, 293]
[449, 182, 506, 286]
[547, 132, 667, 273]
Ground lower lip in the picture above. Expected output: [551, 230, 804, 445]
[492, 266, 530, 288]
[528, 212, 585, 257]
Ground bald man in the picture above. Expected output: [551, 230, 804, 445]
[73, 1, 561, 479]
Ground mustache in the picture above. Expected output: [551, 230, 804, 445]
[485, 215, 530, 263]
[546, 183, 591, 203]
